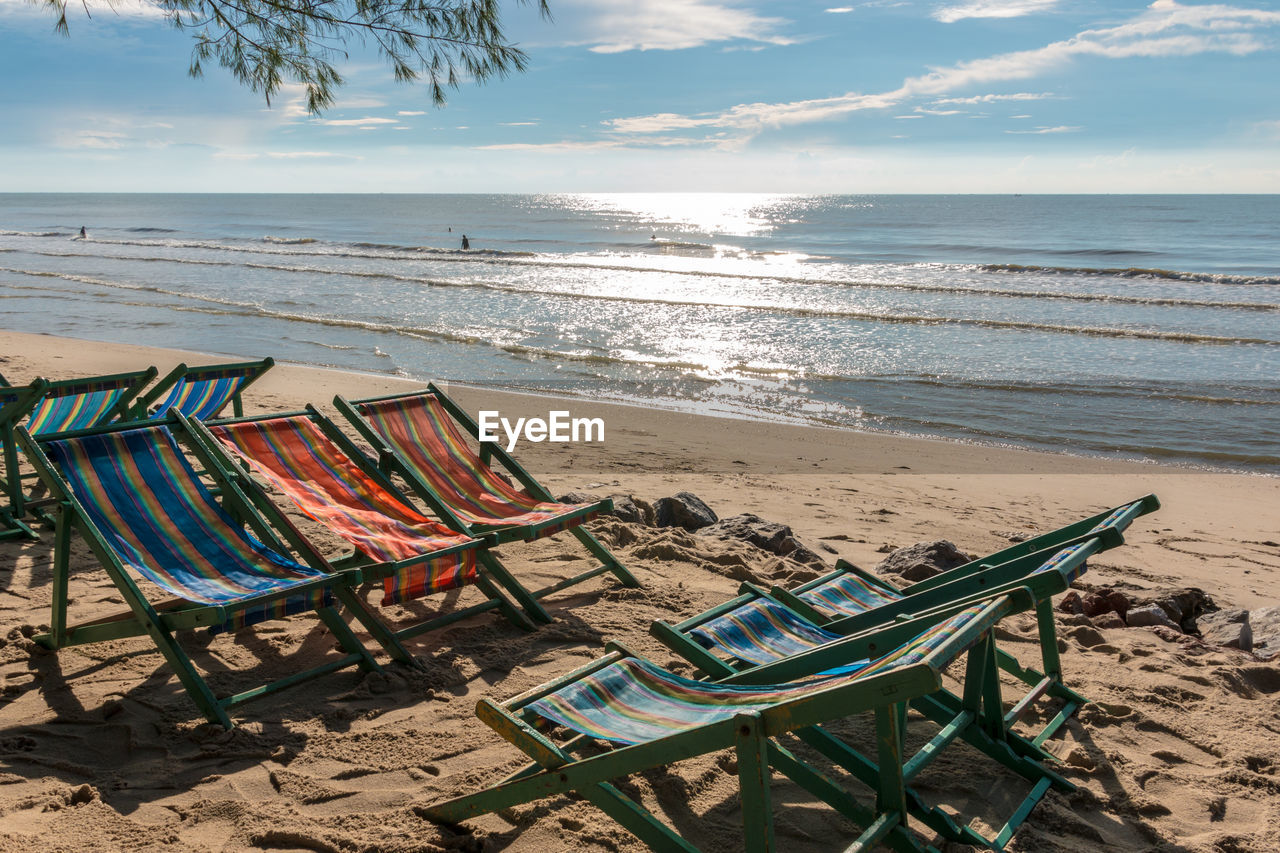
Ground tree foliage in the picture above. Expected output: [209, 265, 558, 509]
[40, 0, 551, 113]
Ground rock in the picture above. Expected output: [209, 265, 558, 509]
[1104, 590, 1132, 620]
[1093, 612, 1126, 630]
[1058, 591, 1084, 615]
[1249, 606, 1280, 660]
[697, 514, 826, 568]
[1147, 588, 1212, 630]
[1081, 593, 1112, 618]
[654, 492, 718, 532]
[606, 494, 654, 526]
[1126, 603, 1181, 631]
[557, 491, 602, 506]
[1196, 609, 1252, 651]
[874, 540, 970, 583]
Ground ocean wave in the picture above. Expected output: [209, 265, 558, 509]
[3, 262, 1277, 347]
[0, 230, 64, 237]
[978, 263, 1280, 286]
[127, 227, 178, 233]
[263, 236, 317, 244]
[10, 246, 1279, 315]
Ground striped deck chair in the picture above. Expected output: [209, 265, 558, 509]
[1, 368, 156, 540]
[334, 385, 638, 623]
[422, 589, 1073, 853]
[188, 407, 538, 637]
[133, 357, 274, 421]
[654, 495, 1158, 746]
[15, 416, 414, 728]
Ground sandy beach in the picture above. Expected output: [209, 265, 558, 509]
[1, 329, 1278, 853]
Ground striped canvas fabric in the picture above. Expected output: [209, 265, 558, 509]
[357, 394, 599, 530]
[528, 604, 986, 746]
[690, 597, 847, 666]
[150, 371, 248, 420]
[47, 426, 332, 633]
[26, 380, 132, 436]
[796, 499, 1140, 619]
[207, 416, 478, 604]
[797, 571, 905, 619]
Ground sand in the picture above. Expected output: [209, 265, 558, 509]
[1, 330, 1277, 853]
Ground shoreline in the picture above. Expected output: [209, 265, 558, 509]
[0, 327, 1243, 477]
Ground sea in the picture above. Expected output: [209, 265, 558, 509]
[1, 193, 1277, 473]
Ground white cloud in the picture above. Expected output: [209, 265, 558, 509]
[57, 130, 128, 149]
[0, 0, 166, 18]
[602, 2, 1280, 138]
[398, 110, 426, 116]
[500, 121, 540, 126]
[557, 0, 793, 53]
[934, 91, 1054, 104]
[826, 6, 855, 12]
[1005, 124, 1080, 133]
[266, 151, 364, 159]
[314, 117, 399, 127]
[934, 0, 1058, 24]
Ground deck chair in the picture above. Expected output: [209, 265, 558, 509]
[186, 407, 538, 637]
[133, 357, 274, 420]
[334, 385, 639, 623]
[653, 495, 1157, 746]
[1, 368, 157, 540]
[422, 589, 1073, 852]
[15, 415, 416, 728]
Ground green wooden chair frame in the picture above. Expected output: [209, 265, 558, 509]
[422, 587, 1073, 852]
[15, 414, 418, 728]
[334, 384, 639, 624]
[185, 406, 543, 637]
[654, 495, 1157, 747]
[1, 368, 157, 541]
[132, 357, 275, 420]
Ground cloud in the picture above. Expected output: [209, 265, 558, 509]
[266, 151, 364, 159]
[398, 110, 426, 116]
[1005, 124, 1080, 133]
[826, 6, 855, 12]
[500, 121, 540, 126]
[558, 0, 793, 53]
[933, 0, 1058, 24]
[603, 2, 1280, 137]
[934, 92, 1054, 104]
[0, 0, 165, 18]
[57, 130, 128, 149]
[314, 117, 399, 127]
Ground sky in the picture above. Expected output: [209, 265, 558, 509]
[1, 0, 1279, 192]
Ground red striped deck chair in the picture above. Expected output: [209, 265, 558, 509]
[134, 357, 274, 421]
[1, 367, 156, 540]
[190, 408, 537, 637]
[422, 589, 1072, 852]
[15, 415, 413, 728]
[335, 385, 638, 624]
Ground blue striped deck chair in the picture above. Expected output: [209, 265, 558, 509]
[133, 357, 274, 421]
[1, 368, 156, 540]
[422, 589, 1073, 852]
[654, 495, 1158, 746]
[15, 415, 415, 728]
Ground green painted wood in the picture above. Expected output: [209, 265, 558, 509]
[734, 715, 775, 853]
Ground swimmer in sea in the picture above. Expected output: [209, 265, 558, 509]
[79, 226, 86, 239]
[461, 234, 470, 250]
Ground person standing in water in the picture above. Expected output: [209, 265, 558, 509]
[79, 226, 86, 239]
[461, 234, 470, 250]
